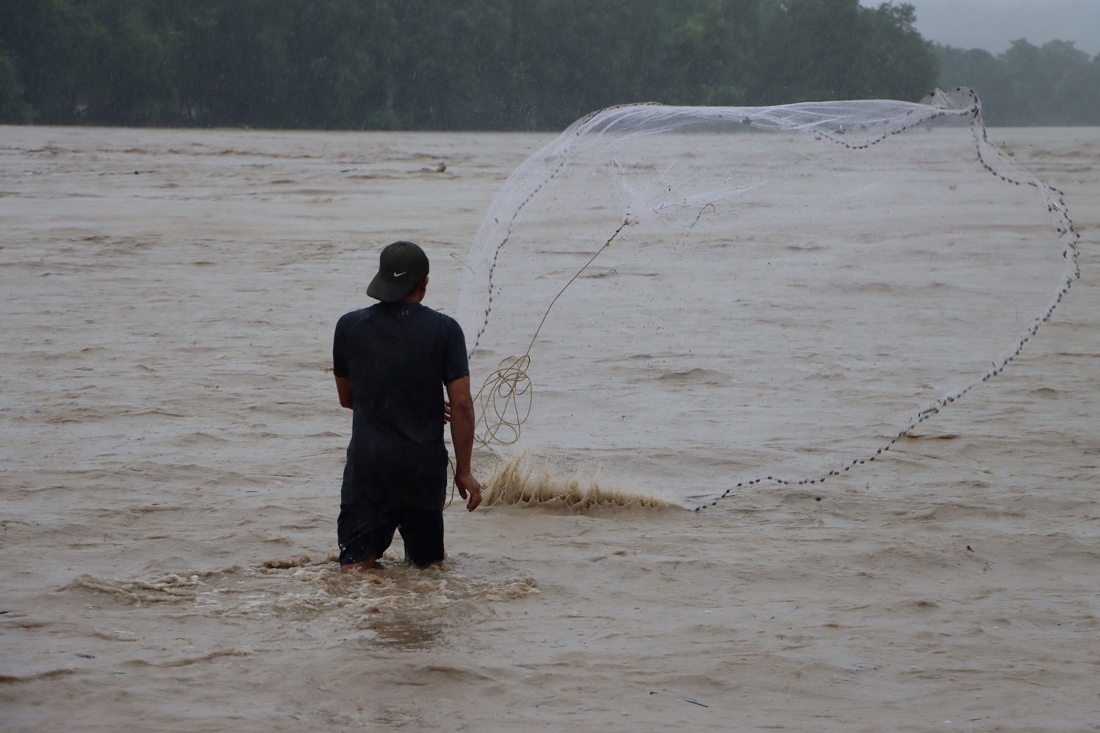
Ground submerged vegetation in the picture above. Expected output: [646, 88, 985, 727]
[0, 0, 1095, 128]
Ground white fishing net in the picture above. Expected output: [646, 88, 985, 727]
[456, 88, 1080, 509]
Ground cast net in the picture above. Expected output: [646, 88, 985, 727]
[456, 88, 1080, 509]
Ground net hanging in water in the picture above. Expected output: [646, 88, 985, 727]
[456, 88, 1080, 509]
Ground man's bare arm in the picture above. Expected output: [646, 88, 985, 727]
[335, 376, 353, 409]
[445, 376, 482, 511]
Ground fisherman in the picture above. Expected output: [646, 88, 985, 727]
[332, 241, 481, 572]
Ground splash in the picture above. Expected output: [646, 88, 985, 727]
[484, 452, 674, 510]
[457, 89, 1080, 509]
[68, 556, 538, 637]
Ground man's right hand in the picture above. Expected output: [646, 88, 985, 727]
[456, 471, 482, 512]
[446, 376, 481, 512]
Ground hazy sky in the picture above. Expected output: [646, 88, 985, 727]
[857, 0, 1100, 55]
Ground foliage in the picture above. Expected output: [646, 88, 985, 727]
[937, 39, 1100, 126]
[0, 41, 31, 123]
[0, 0, 954, 129]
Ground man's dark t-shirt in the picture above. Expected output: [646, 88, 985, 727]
[333, 301, 469, 510]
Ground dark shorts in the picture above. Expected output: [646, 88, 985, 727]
[338, 501, 445, 568]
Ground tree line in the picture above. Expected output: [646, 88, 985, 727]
[936, 39, 1100, 126]
[0, 0, 936, 129]
[1, 0, 1095, 130]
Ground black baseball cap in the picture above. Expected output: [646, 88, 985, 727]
[366, 241, 430, 302]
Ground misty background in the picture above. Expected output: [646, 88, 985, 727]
[889, 0, 1100, 56]
[1, 0, 1097, 129]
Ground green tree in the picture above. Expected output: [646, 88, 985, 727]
[80, 0, 180, 124]
[748, 0, 865, 103]
[2, 0, 1046, 130]
[0, 41, 31, 122]
[388, 0, 513, 129]
[938, 39, 1100, 125]
[747, 0, 934, 104]
[935, 45, 1013, 123]
[663, 2, 748, 106]
[0, 0, 88, 122]
[863, 2, 938, 101]
[1016, 40, 1095, 125]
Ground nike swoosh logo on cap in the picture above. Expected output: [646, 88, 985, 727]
[393, 271, 407, 277]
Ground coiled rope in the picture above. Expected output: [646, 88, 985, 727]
[473, 220, 629, 446]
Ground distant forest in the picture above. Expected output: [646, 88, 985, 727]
[936, 40, 1100, 126]
[0, 0, 1096, 130]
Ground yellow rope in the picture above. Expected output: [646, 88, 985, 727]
[473, 219, 629, 446]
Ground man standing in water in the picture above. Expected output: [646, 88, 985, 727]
[333, 241, 481, 572]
